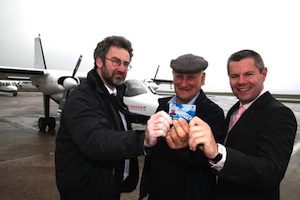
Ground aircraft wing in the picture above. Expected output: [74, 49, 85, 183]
[0, 66, 45, 80]
[152, 78, 173, 84]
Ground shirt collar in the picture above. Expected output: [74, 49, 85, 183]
[104, 84, 117, 95]
[168, 91, 199, 105]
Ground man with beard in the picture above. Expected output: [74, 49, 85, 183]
[55, 36, 171, 200]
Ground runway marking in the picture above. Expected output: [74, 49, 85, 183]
[292, 140, 300, 156]
[0, 153, 54, 165]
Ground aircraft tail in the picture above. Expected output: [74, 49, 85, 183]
[34, 35, 47, 69]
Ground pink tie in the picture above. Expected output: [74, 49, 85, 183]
[229, 106, 246, 130]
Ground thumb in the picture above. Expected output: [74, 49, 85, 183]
[189, 116, 204, 127]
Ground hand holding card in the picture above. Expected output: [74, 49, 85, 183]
[166, 118, 190, 149]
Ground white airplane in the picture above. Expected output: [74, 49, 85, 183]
[0, 80, 36, 96]
[15, 80, 38, 92]
[0, 36, 169, 133]
[0, 36, 84, 133]
[0, 80, 18, 96]
[123, 79, 161, 116]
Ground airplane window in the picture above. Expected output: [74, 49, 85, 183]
[124, 80, 147, 97]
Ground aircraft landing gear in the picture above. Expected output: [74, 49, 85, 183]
[38, 117, 56, 135]
[39, 95, 56, 135]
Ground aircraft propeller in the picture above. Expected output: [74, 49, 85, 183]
[58, 55, 82, 113]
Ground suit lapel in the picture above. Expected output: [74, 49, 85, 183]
[225, 92, 273, 145]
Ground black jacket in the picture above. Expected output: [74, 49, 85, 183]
[55, 69, 146, 200]
[216, 92, 297, 200]
[140, 90, 226, 200]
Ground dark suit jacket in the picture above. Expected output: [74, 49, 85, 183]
[216, 91, 297, 200]
[140, 90, 226, 200]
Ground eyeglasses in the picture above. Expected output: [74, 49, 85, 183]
[105, 57, 132, 71]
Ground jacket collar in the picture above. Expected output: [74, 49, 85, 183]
[195, 89, 208, 105]
[86, 69, 126, 98]
[226, 91, 273, 130]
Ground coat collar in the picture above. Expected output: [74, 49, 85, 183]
[86, 69, 126, 98]
[227, 91, 272, 118]
[226, 91, 274, 135]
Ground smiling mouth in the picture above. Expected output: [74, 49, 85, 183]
[237, 87, 249, 92]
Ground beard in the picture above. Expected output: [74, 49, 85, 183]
[101, 66, 126, 88]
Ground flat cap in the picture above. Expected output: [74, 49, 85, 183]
[170, 54, 208, 74]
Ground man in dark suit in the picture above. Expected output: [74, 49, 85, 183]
[188, 49, 297, 200]
[139, 54, 225, 200]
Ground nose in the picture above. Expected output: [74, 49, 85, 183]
[238, 75, 246, 84]
[180, 77, 188, 87]
[117, 64, 128, 72]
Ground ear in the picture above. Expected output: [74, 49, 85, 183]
[96, 57, 104, 69]
[200, 72, 206, 86]
[262, 67, 267, 76]
[261, 67, 268, 81]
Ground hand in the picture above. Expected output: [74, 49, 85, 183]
[144, 111, 172, 147]
[188, 116, 218, 159]
[166, 118, 189, 149]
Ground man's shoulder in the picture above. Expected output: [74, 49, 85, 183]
[158, 96, 173, 104]
[68, 81, 98, 103]
[267, 95, 295, 116]
[255, 91, 287, 110]
[72, 81, 92, 94]
[199, 95, 223, 111]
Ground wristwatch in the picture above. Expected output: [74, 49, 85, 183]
[211, 153, 223, 164]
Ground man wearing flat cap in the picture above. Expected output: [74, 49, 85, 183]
[139, 54, 226, 200]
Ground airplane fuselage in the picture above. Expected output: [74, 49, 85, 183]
[30, 69, 80, 103]
[0, 81, 18, 96]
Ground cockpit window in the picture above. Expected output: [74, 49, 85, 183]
[124, 80, 147, 97]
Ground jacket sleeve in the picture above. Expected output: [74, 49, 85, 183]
[63, 87, 145, 163]
[186, 102, 226, 164]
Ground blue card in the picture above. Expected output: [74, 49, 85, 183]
[169, 103, 196, 121]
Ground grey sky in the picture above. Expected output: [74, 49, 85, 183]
[0, 0, 299, 94]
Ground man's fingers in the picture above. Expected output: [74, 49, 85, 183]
[151, 122, 169, 136]
[189, 116, 205, 127]
[188, 125, 205, 150]
[173, 119, 189, 141]
[189, 135, 204, 151]
[169, 126, 182, 144]
[166, 127, 188, 149]
[165, 134, 176, 149]
[156, 111, 172, 124]
[178, 118, 189, 133]
[147, 125, 167, 137]
[147, 111, 173, 137]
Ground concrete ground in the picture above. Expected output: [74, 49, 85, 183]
[0, 92, 299, 200]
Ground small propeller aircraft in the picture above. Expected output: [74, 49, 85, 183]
[0, 36, 172, 134]
[0, 35, 83, 133]
[0, 80, 18, 96]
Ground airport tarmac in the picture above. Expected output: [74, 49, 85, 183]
[0, 92, 299, 200]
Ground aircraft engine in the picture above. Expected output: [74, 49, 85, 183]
[58, 55, 82, 112]
[63, 77, 79, 90]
